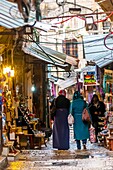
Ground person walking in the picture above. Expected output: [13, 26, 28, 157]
[52, 90, 70, 150]
[71, 91, 90, 150]
[88, 94, 106, 143]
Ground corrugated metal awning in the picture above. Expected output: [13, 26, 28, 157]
[0, 0, 56, 31]
[22, 43, 69, 67]
[83, 34, 113, 68]
[81, 66, 96, 72]
[55, 77, 76, 89]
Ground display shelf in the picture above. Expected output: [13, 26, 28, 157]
[7, 150, 20, 161]
[17, 107, 36, 135]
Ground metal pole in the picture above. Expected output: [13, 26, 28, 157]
[74, 0, 76, 7]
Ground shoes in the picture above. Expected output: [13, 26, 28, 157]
[83, 144, 86, 150]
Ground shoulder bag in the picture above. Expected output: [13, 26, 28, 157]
[68, 113, 74, 125]
[68, 101, 74, 125]
[82, 101, 91, 123]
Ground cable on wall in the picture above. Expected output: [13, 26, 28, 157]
[104, 31, 113, 50]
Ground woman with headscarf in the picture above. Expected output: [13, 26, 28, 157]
[71, 91, 90, 150]
[52, 90, 70, 150]
[88, 94, 106, 143]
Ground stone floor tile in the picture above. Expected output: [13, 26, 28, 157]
[4, 126, 113, 170]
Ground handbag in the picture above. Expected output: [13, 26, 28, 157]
[82, 108, 91, 123]
[68, 114, 74, 125]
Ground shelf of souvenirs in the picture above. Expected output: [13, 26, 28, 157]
[105, 102, 113, 112]
[104, 93, 113, 106]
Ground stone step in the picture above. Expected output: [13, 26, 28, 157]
[0, 156, 8, 170]
[5, 158, 113, 170]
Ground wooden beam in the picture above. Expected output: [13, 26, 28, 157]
[95, 0, 113, 21]
[0, 31, 16, 35]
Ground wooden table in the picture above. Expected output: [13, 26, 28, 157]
[29, 121, 38, 130]
[33, 135, 46, 149]
[99, 133, 109, 148]
[16, 133, 34, 149]
[16, 133, 46, 149]
[107, 137, 113, 151]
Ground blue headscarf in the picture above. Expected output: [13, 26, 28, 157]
[73, 91, 82, 100]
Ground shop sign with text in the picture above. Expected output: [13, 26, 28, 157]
[83, 71, 96, 85]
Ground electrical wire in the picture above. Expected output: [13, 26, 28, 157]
[104, 32, 113, 50]
[40, 26, 85, 37]
[9, 5, 23, 19]
[21, 34, 107, 50]
[42, 11, 113, 20]
[28, 35, 57, 64]
[54, 11, 113, 25]
[94, 12, 113, 24]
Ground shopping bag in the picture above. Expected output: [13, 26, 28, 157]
[89, 125, 96, 143]
[82, 108, 91, 123]
[68, 114, 74, 125]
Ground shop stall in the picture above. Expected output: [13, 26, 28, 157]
[100, 69, 113, 149]
[1, 90, 50, 158]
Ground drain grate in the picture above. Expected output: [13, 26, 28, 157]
[52, 162, 70, 166]
[33, 161, 77, 167]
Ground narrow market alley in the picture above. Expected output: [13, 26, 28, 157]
[3, 127, 113, 170]
[1, 0, 113, 170]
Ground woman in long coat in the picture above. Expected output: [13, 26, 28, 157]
[71, 91, 90, 150]
[52, 90, 70, 150]
[88, 94, 106, 143]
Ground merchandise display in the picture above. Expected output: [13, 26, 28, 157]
[1, 90, 48, 153]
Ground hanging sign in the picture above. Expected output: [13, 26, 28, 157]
[83, 71, 96, 86]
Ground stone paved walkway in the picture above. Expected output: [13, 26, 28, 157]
[4, 127, 113, 170]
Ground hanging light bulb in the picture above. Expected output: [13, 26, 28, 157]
[6, 66, 11, 73]
[31, 84, 35, 92]
[0, 55, 3, 65]
[10, 69, 14, 77]
[3, 67, 7, 74]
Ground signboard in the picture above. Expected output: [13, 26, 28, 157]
[104, 69, 113, 78]
[83, 71, 96, 86]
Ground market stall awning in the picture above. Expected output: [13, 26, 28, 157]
[1, 0, 56, 31]
[81, 66, 96, 72]
[83, 34, 113, 68]
[55, 77, 76, 89]
[22, 43, 73, 67]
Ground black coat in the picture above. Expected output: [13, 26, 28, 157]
[51, 95, 70, 111]
[89, 101, 105, 122]
[56, 95, 70, 111]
